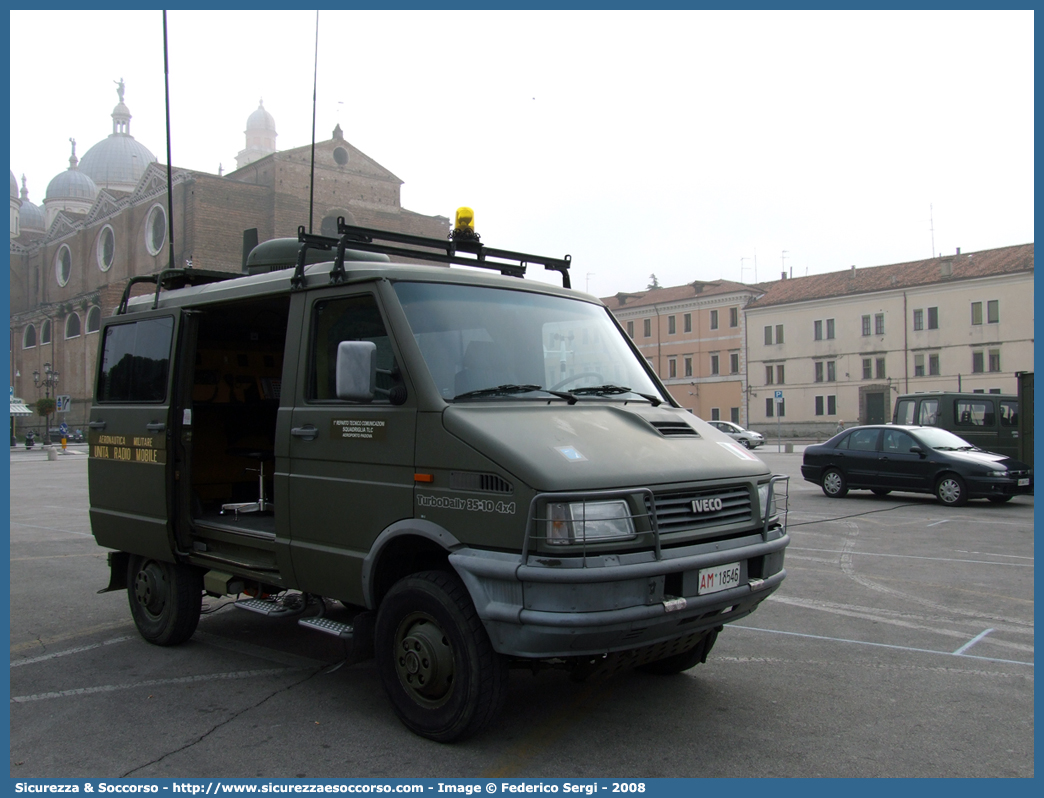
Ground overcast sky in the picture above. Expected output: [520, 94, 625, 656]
[9, 9, 1034, 296]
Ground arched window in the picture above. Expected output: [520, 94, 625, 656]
[40, 319, 51, 345]
[23, 324, 36, 349]
[86, 306, 102, 333]
[146, 205, 167, 255]
[97, 225, 115, 271]
[65, 312, 81, 339]
[55, 245, 72, 286]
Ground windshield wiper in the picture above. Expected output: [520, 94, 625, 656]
[569, 384, 662, 406]
[454, 384, 577, 404]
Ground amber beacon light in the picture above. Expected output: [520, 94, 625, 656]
[452, 206, 480, 242]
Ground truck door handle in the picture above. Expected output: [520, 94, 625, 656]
[291, 425, 319, 441]
[146, 422, 166, 433]
[88, 420, 107, 430]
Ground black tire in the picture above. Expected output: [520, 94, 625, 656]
[936, 473, 969, 507]
[127, 555, 203, 646]
[988, 495, 1014, 504]
[821, 467, 848, 498]
[740, 439, 752, 449]
[871, 488, 891, 496]
[638, 628, 719, 675]
[375, 570, 508, 742]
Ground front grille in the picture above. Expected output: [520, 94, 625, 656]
[1007, 469, 1032, 480]
[450, 472, 513, 494]
[650, 421, 699, 437]
[649, 485, 752, 534]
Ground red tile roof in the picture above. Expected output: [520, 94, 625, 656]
[601, 279, 755, 310]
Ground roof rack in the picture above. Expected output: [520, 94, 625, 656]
[116, 268, 239, 315]
[290, 217, 572, 290]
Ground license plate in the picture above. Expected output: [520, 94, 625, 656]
[698, 562, 742, 595]
[1018, 478, 1029, 486]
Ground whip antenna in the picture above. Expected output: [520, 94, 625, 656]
[308, 11, 319, 234]
[162, 10, 177, 270]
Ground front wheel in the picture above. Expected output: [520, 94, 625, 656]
[936, 474, 969, 507]
[375, 570, 508, 742]
[740, 439, 752, 449]
[821, 467, 848, 498]
[127, 556, 203, 646]
[637, 628, 720, 675]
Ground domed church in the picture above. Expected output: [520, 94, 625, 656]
[10, 81, 449, 435]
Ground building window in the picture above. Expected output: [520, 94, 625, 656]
[826, 318, 835, 339]
[929, 353, 940, 375]
[731, 407, 740, 424]
[814, 320, 823, 340]
[875, 358, 885, 379]
[146, 204, 167, 256]
[55, 245, 72, 287]
[41, 319, 51, 345]
[861, 315, 871, 336]
[972, 351, 984, 373]
[989, 349, 1001, 372]
[913, 309, 924, 331]
[914, 354, 925, 377]
[710, 354, 719, 375]
[827, 395, 837, 415]
[730, 352, 739, 374]
[97, 225, 115, 272]
[668, 315, 676, 335]
[710, 310, 718, 330]
[875, 313, 885, 335]
[643, 318, 651, 338]
[684, 356, 692, 378]
[668, 358, 677, 379]
[86, 306, 102, 334]
[827, 361, 836, 381]
[765, 365, 774, 385]
[987, 300, 999, 324]
[776, 364, 785, 384]
[626, 321, 634, 338]
[971, 302, 982, 325]
[815, 395, 824, 416]
[65, 312, 81, 339]
[862, 358, 871, 379]
[764, 326, 773, 345]
[928, 307, 938, 329]
[23, 324, 36, 349]
[815, 361, 823, 382]
[711, 407, 720, 421]
[767, 397, 785, 417]
[684, 313, 692, 333]
[766, 397, 774, 418]
[729, 307, 738, 328]
[776, 324, 784, 344]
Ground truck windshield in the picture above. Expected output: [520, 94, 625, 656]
[393, 282, 666, 404]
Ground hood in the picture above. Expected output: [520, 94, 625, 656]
[942, 449, 1030, 470]
[442, 403, 770, 492]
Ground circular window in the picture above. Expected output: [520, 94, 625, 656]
[86, 306, 102, 333]
[333, 146, 349, 166]
[55, 245, 72, 286]
[146, 205, 167, 255]
[97, 226, 115, 271]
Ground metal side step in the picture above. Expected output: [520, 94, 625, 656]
[298, 616, 354, 639]
[235, 598, 299, 617]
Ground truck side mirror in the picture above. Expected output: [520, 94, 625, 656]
[335, 341, 377, 402]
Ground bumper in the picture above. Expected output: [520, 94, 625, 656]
[449, 530, 788, 658]
[800, 465, 821, 483]
[966, 475, 1034, 498]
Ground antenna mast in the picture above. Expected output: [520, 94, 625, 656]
[162, 11, 177, 271]
[929, 203, 935, 257]
[308, 11, 319, 234]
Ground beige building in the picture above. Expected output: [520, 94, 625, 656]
[602, 281, 759, 425]
[744, 244, 1034, 435]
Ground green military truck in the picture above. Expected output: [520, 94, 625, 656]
[88, 213, 790, 741]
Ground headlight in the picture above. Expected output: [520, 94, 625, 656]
[986, 470, 1008, 477]
[757, 483, 777, 519]
[547, 499, 636, 545]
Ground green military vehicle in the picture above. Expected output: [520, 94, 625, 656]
[88, 212, 790, 741]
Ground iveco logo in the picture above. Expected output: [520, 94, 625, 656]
[692, 497, 724, 513]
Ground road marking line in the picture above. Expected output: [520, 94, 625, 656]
[732, 625, 1033, 667]
[953, 628, 995, 656]
[11, 636, 135, 667]
[10, 668, 299, 703]
[788, 546, 1033, 567]
[9, 521, 93, 537]
[926, 520, 949, 527]
[10, 621, 137, 653]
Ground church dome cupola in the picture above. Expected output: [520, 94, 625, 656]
[44, 138, 98, 228]
[235, 99, 278, 170]
[79, 79, 158, 194]
[18, 174, 45, 234]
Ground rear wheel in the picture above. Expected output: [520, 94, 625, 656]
[127, 556, 203, 646]
[871, 488, 891, 496]
[936, 474, 968, 507]
[821, 468, 848, 498]
[638, 628, 720, 675]
[375, 570, 507, 742]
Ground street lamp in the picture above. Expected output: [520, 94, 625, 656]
[33, 362, 59, 446]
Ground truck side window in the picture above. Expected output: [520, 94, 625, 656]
[1000, 400, 1018, 427]
[895, 399, 915, 425]
[97, 317, 175, 402]
[955, 399, 989, 427]
[310, 295, 397, 402]
[918, 399, 938, 426]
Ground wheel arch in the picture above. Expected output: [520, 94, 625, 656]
[363, 519, 464, 610]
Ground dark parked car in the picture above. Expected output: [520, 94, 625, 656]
[801, 425, 1032, 506]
